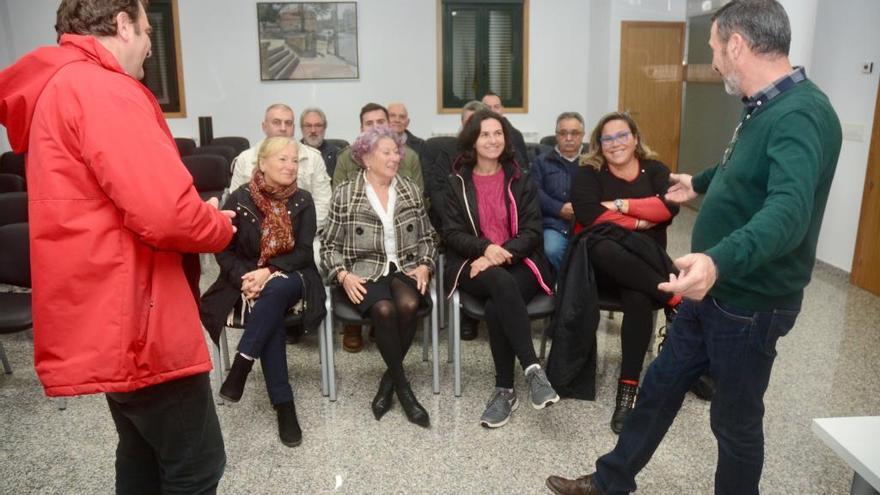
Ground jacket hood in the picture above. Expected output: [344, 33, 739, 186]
[0, 34, 126, 153]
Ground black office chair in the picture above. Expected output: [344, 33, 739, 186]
[0, 151, 26, 189]
[0, 192, 28, 226]
[193, 144, 237, 177]
[323, 282, 439, 400]
[0, 223, 31, 375]
[525, 142, 553, 164]
[174, 137, 197, 157]
[181, 154, 228, 201]
[540, 135, 557, 147]
[448, 289, 555, 396]
[210, 136, 250, 157]
[324, 138, 350, 150]
[0, 174, 25, 193]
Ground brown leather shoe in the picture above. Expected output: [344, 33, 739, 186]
[342, 325, 363, 353]
[545, 473, 602, 495]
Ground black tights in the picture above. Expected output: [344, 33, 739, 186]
[590, 239, 673, 382]
[458, 263, 541, 389]
[369, 277, 421, 388]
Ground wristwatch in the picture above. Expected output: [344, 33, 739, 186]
[614, 199, 624, 212]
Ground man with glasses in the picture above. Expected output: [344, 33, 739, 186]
[546, 1, 841, 493]
[529, 112, 586, 271]
[301, 107, 340, 177]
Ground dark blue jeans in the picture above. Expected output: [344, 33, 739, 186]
[593, 296, 799, 495]
[237, 274, 303, 405]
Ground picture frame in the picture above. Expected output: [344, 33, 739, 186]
[143, 0, 186, 117]
[256, 2, 359, 81]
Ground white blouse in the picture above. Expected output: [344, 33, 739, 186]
[364, 176, 399, 276]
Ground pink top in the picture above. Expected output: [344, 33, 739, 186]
[473, 169, 511, 245]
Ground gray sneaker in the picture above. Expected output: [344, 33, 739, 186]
[480, 388, 519, 428]
[526, 366, 560, 409]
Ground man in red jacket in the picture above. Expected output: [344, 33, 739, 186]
[0, 1, 235, 492]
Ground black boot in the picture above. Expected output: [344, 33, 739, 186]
[690, 373, 715, 401]
[274, 401, 303, 447]
[219, 353, 254, 402]
[396, 382, 430, 428]
[371, 370, 395, 420]
[610, 380, 638, 434]
[460, 315, 478, 341]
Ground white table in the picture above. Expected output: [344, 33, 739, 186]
[812, 416, 880, 495]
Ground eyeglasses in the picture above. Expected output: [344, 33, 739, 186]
[556, 130, 584, 138]
[599, 131, 632, 147]
[302, 123, 326, 130]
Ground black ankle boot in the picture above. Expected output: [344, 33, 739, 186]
[219, 353, 254, 402]
[396, 382, 430, 428]
[371, 370, 395, 420]
[610, 380, 638, 434]
[274, 401, 303, 447]
[690, 373, 715, 401]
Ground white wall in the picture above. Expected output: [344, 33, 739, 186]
[810, 0, 880, 272]
[0, 0, 13, 153]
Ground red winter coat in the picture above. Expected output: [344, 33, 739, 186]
[0, 35, 233, 396]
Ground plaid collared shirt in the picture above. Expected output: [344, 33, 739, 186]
[320, 172, 437, 284]
[742, 66, 807, 114]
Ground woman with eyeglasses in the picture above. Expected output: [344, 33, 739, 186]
[570, 112, 681, 434]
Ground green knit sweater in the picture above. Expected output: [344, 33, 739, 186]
[691, 79, 841, 311]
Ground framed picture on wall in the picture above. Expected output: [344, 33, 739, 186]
[143, 0, 186, 116]
[256, 2, 359, 80]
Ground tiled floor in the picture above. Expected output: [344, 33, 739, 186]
[2, 207, 879, 494]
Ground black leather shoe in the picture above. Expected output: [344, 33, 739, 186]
[396, 383, 430, 428]
[610, 380, 638, 434]
[460, 316, 478, 341]
[690, 373, 714, 401]
[546, 473, 602, 495]
[275, 401, 303, 447]
[371, 370, 394, 420]
[219, 353, 254, 402]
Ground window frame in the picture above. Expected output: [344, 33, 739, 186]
[436, 0, 529, 114]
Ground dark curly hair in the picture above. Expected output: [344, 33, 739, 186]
[55, 0, 147, 41]
[457, 109, 516, 168]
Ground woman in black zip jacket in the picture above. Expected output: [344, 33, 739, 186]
[441, 109, 560, 428]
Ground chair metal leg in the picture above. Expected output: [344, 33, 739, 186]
[212, 335, 225, 406]
[438, 254, 446, 329]
[56, 398, 68, 410]
[324, 287, 337, 401]
[318, 309, 329, 398]
[0, 342, 12, 374]
[220, 327, 231, 371]
[422, 316, 429, 362]
[430, 280, 440, 394]
[447, 296, 454, 364]
[539, 328, 549, 361]
[452, 291, 462, 397]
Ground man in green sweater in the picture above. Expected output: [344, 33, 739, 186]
[546, 1, 841, 494]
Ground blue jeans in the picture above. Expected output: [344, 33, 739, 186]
[543, 228, 569, 272]
[237, 274, 303, 405]
[593, 296, 799, 495]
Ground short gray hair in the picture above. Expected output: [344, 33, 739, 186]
[712, 0, 790, 57]
[299, 107, 327, 128]
[264, 103, 293, 118]
[555, 111, 584, 132]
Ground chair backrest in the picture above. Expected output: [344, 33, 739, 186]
[181, 155, 228, 201]
[424, 136, 459, 169]
[210, 136, 250, 156]
[0, 173, 25, 193]
[324, 138, 350, 150]
[526, 143, 553, 164]
[0, 222, 30, 287]
[539, 135, 557, 147]
[0, 192, 28, 226]
[174, 137, 197, 157]
[193, 144, 236, 168]
[0, 151, 26, 188]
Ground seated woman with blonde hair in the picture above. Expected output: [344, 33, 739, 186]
[571, 112, 681, 433]
[200, 136, 322, 447]
[321, 125, 436, 428]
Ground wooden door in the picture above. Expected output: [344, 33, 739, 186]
[619, 21, 685, 172]
[851, 82, 880, 295]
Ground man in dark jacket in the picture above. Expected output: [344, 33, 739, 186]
[300, 107, 340, 177]
[530, 112, 586, 271]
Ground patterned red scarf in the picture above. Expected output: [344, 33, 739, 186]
[249, 169, 298, 267]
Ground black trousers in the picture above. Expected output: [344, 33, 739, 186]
[458, 262, 541, 388]
[590, 239, 671, 381]
[106, 373, 226, 495]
